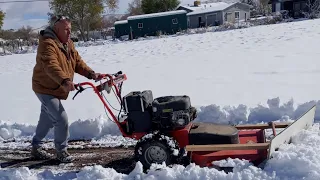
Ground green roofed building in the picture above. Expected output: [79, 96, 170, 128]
[113, 10, 188, 40]
[114, 20, 129, 39]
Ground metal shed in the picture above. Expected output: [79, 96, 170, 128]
[127, 10, 188, 39]
[114, 20, 129, 39]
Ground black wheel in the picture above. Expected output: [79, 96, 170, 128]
[134, 132, 181, 170]
[141, 140, 171, 169]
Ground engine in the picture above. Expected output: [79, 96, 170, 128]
[152, 95, 197, 130]
[123, 91, 197, 133]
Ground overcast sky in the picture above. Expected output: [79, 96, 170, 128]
[1, 0, 196, 30]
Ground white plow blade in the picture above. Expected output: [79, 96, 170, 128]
[267, 105, 316, 159]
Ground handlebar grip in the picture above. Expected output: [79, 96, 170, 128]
[114, 71, 122, 77]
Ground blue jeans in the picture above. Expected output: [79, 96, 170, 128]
[31, 93, 69, 152]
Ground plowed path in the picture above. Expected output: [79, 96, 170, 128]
[0, 140, 136, 174]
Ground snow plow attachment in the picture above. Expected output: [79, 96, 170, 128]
[184, 105, 316, 167]
[267, 105, 316, 159]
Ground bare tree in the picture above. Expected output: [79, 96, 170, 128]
[239, 0, 271, 16]
[0, 26, 39, 53]
[101, 15, 120, 29]
[127, 0, 143, 16]
[16, 26, 38, 41]
[305, 0, 320, 18]
[1, 29, 16, 41]
[0, 10, 5, 30]
[49, 0, 105, 42]
[105, 0, 120, 13]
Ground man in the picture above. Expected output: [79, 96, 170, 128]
[31, 15, 100, 163]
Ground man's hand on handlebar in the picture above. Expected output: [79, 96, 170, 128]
[91, 73, 103, 81]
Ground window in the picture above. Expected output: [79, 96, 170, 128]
[172, 18, 178, 24]
[235, 11, 240, 19]
[138, 23, 143, 28]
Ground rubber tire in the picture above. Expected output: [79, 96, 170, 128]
[134, 131, 185, 170]
[135, 140, 172, 170]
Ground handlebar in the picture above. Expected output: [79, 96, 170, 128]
[93, 71, 123, 82]
[72, 71, 127, 100]
[71, 71, 127, 133]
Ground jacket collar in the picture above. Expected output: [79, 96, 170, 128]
[40, 27, 69, 53]
[40, 27, 71, 59]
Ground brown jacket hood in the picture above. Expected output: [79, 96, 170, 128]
[32, 26, 94, 100]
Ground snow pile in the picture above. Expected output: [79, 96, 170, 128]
[195, 97, 318, 125]
[263, 123, 320, 179]
[69, 115, 122, 139]
[0, 120, 36, 140]
[0, 167, 37, 180]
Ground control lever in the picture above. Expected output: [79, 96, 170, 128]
[72, 84, 85, 100]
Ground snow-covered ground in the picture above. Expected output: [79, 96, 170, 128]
[1, 18, 320, 179]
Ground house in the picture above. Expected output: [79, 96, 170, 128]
[268, 0, 308, 18]
[114, 10, 188, 39]
[177, 1, 251, 28]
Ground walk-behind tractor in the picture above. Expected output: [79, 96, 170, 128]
[73, 72, 316, 170]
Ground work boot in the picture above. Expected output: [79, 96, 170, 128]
[31, 146, 53, 160]
[56, 150, 74, 163]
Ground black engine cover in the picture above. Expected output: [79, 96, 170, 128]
[152, 95, 191, 116]
[152, 95, 195, 130]
[189, 122, 239, 145]
[123, 90, 153, 112]
[123, 90, 153, 133]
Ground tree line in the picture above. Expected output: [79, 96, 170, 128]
[0, 25, 39, 54]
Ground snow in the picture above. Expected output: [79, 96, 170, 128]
[127, 10, 187, 20]
[179, 2, 231, 11]
[186, 2, 236, 16]
[114, 20, 128, 25]
[0, 18, 320, 179]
